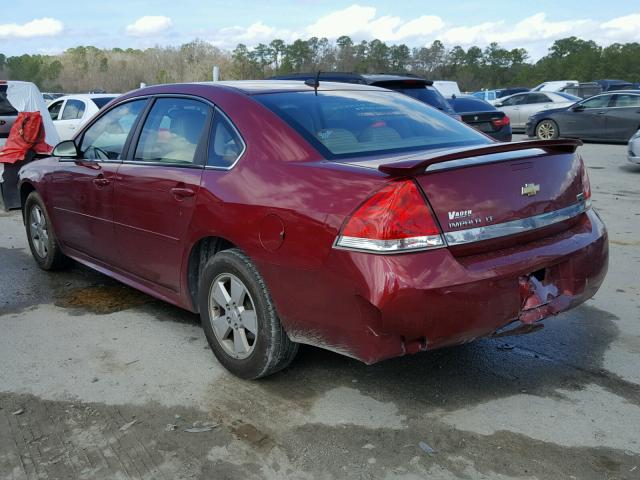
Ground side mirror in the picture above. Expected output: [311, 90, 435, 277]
[53, 140, 79, 158]
[494, 102, 503, 107]
[572, 104, 585, 112]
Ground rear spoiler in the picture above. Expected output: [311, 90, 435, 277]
[378, 139, 583, 177]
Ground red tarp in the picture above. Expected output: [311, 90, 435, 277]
[0, 112, 53, 164]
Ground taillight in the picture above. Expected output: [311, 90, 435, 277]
[580, 157, 592, 207]
[335, 180, 444, 253]
[492, 116, 510, 127]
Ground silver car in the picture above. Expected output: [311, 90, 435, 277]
[629, 130, 640, 165]
[494, 91, 580, 131]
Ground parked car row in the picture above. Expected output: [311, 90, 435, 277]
[47, 94, 118, 140]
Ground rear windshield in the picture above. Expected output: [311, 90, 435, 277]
[394, 87, 454, 113]
[448, 97, 496, 113]
[91, 97, 117, 109]
[0, 91, 18, 116]
[255, 90, 489, 159]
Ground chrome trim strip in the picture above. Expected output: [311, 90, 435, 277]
[444, 200, 590, 246]
[334, 234, 444, 254]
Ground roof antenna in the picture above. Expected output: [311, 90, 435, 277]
[305, 70, 321, 96]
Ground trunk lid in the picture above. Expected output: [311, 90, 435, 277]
[460, 110, 506, 134]
[339, 140, 588, 250]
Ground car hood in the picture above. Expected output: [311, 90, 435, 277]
[530, 105, 572, 119]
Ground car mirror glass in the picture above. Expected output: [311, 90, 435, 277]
[572, 104, 585, 112]
[53, 140, 79, 158]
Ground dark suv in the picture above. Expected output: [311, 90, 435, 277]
[269, 72, 457, 116]
[0, 82, 18, 147]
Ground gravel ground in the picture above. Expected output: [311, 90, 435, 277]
[1, 137, 639, 479]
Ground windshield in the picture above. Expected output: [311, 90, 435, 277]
[255, 90, 489, 159]
[0, 90, 18, 116]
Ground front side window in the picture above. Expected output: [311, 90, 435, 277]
[61, 99, 86, 120]
[612, 94, 640, 108]
[48, 100, 63, 120]
[208, 109, 245, 168]
[134, 98, 210, 165]
[256, 90, 489, 159]
[80, 99, 146, 160]
[580, 95, 613, 109]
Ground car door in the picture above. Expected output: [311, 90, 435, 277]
[496, 94, 527, 128]
[563, 94, 614, 138]
[605, 94, 640, 141]
[47, 99, 148, 264]
[519, 93, 555, 128]
[113, 96, 211, 291]
[55, 99, 87, 140]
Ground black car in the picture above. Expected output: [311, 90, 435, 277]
[447, 95, 512, 142]
[527, 90, 640, 142]
[596, 79, 637, 92]
[269, 72, 457, 116]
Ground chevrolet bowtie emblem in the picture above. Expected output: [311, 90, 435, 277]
[521, 183, 541, 196]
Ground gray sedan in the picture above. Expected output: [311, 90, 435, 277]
[494, 91, 579, 130]
[527, 91, 640, 142]
[629, 130, 640, 164]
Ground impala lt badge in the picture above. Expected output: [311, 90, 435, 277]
[521, 183, 540, 197]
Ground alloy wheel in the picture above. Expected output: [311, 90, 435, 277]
[537, 121, 557, 140]
[208, 273, 258, 359]
[29, 205, 49, 258]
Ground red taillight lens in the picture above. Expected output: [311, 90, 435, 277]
[492, 115, 510, 127]
[580, 157, 591, 204]
[336, 180, 444, 253]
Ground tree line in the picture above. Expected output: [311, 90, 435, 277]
[1, 36, 639, 93]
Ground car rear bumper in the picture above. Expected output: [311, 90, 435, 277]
[629, 144, 640, 164]
[276, 208, 607, 364]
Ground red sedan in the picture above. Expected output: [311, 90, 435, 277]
[18, 81, 608, 379]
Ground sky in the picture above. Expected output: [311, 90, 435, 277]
[1, 1, 639, 61]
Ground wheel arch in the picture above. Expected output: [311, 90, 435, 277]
[186, 236, 237, 313]
[19, 181, 37, 223]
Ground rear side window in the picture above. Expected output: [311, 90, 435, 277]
[255, 90, 488, 159]
[80, 99, 146, 160]
[92, 97, 116, 109]
[0, 90, 17, 116]
[525, 93, 551, 104]
[500, 94, 526, 106]
[208, 109, 244, 168]
[612, 94, 640, 107]
[134, 97, 210, 165]
[61, 99, 86, 120]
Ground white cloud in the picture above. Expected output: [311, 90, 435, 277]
[125, 16, 173, 37]
[200, 6, 640, 61]
[601, 12, 640, 42]
[0, 18, 63, 39]
[305, 5, 444, 42]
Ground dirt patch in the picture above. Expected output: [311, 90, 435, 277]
[55, 285, 154, 314]
[610, 239, 640, 246]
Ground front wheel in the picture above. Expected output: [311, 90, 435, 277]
[536, 119, 559, 140]
[198, 248, 298, 379]
[24, 192, 70, 271]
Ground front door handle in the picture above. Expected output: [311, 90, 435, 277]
[93, 174, 110, 187]
[170, 187, 195, 198]
[597, 111, 606, 115]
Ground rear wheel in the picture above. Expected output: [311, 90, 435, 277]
[198, 248, 298, 379]
[24, 192, 69, 271]
[536, 119, 559, 140]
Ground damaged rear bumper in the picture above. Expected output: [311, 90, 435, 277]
[290, 209, 608, 364]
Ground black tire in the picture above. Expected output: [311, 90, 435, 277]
[535, 119, 560, 140]
[198, 248, 298, 379]
[24, 192, 70, 271]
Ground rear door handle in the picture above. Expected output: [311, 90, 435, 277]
[170, 187, 195, 198]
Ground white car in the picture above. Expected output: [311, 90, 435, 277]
[494, 91, 580, 131]
[48, 94, 119, 140]
[432, 80, 461, 98]
[629, 130, 640, 165]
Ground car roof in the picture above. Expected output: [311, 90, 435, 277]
[195, 80, 385, 95]
[54, 93, 119, 100]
